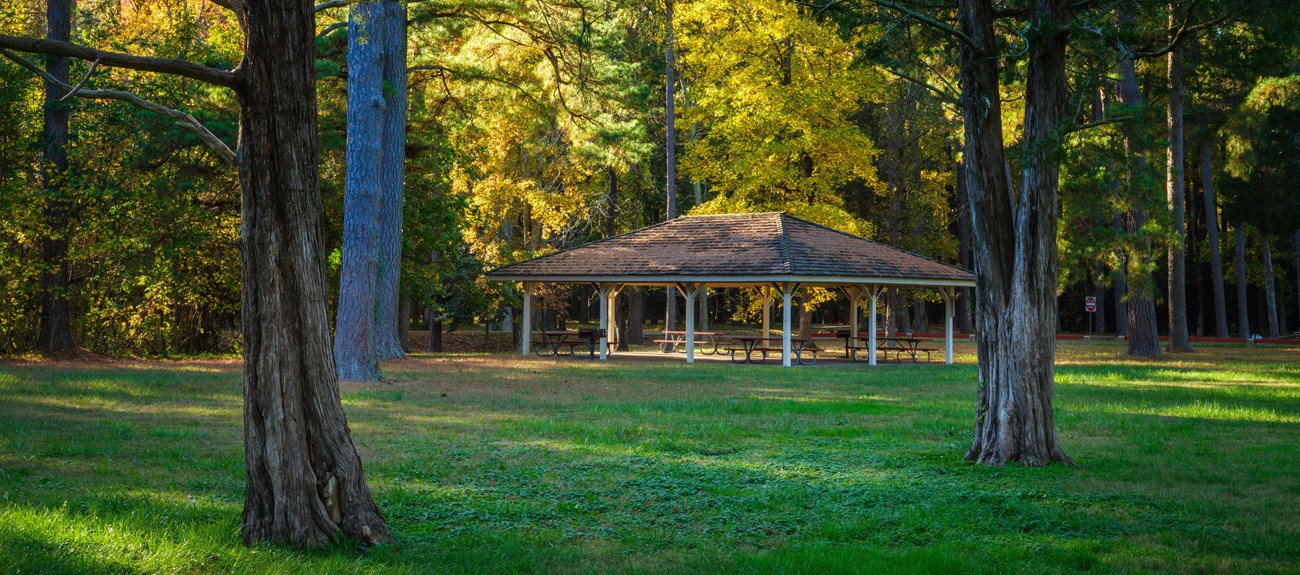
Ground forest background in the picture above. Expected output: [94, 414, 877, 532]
[1, 0, 1297, 358]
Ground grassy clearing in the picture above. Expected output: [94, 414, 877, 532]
[1, 343, 1298, 574]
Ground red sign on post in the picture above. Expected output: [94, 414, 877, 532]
[1085, 296, 1097, 313]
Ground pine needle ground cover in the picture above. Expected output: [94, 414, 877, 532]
[1, 344, 1298, 574]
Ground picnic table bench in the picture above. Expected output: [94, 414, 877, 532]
[846, 335, 938, 363]
[726, 336, 822, 365]
[533, 329, 604, 359]
[654, 330, 731, 355]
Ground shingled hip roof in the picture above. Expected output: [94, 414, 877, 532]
[486, 212, 974, 287]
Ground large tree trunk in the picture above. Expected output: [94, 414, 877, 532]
[1294, 229, 1300, 334]
[239, 0, 389, 546]
[662, 0, 678, 350]
[1262, 233, 1280, 338]
[373, 0, 407, 360]
[36, 0, 75, 353]
[1200, 141, 1229, 337]
[960, 0, 1071, 467]
[1235, 224, 1251, 338]
[956, 160, 974, 333]
[1165, 18, 1193, 352]
[1115, 19, 1161, 358]
[333, 0, 385, 382]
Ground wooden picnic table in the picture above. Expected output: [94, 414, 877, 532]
[852, 335, 937, 363]
[533, 329, 603, 359]
[727, 336, 821, 365]
[654, 330, 730, 355]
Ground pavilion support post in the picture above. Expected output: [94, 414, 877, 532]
[847, 286, 863, 346]
[942, 287, 955, 365]
[679, 283, 701, 363]
[597, 283, 612, 360]
[521, 282, 533, 356]
[780, 282, 796, 367]
[866, 285, 881, 366]
[606, 284, 622, 355]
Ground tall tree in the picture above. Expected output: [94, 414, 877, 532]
[663, 0, 678, 343]
[956, 0, 1072, 465]
[374, 0, 407, 360]
[0, 0, 391, 546]
[335, 0, 387, 382]
[1165, 4, 1193, 351]
[1235, 224, 1251, 337]
[1200, 140, 1229, 337]
[35, 0, 75, 353]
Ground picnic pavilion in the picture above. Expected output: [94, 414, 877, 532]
[485, 212, 976, 367]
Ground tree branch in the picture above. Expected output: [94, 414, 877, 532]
[1, 48, 236, 165]
[1134, 14, 1228, 59]
[881, 66, 959, 105]
[58, 57, 99, 102]
[860, 0, 977, 52]
[0, 34, 241, 88]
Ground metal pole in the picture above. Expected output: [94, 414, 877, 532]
[521, 282, 532, 356]
[868, 287, 879, 366]
[598, 284, 609, 360]
[782, 283, 793, 367]
[944, 288, 954, 365]
[684, 284, 697, 364]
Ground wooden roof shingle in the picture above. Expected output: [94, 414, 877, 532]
[486, 212, 974, 287]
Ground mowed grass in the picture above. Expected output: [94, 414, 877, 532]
[1, 343, 1299, 574]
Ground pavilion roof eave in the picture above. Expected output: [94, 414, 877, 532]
[484, 273, 975, 289]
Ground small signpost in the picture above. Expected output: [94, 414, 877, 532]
[1085, 296, 1097, 336]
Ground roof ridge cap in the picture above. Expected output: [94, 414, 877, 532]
[777, 213, 792, 274]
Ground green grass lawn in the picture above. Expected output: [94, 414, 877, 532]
[2, 343, 1298, 574]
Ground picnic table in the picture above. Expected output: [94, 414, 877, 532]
[533, 329, 603, 359]
[654, 330, 730, 355]
[726, 336, 821, 365]
[851, 335, 937, 363]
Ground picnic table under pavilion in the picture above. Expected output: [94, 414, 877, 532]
[485, 212, 976, 367]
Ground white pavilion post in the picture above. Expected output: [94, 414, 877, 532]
[606, 284, 622, 355]
[866, 285, 881, 366]
[943, 287, 955, 365]
[847, 286, 863, 350]
[781, 282, 794, 367]
[521, 282, 533, 356]
[682, 284, 699, 363]
[598, 283, 611, 360]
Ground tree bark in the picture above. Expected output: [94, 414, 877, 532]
[628, 287, 644, 344]
[960, 0, 1071, 467]
[1235, 224, 1251, 338]
[1294, 229, 1300, 334]
[1262, 233, 1280, 338]
[333, 0, 385, 382]
[1115, 17, 1161, 357]
[373, 0, 407, 360]
[1200, 141, 1229, 337]
[36, 0, 75, 353]
[956, 160, 974, 333]
[427, 308, 442, 352]
[1165, 16, 1193, 352]
[662, 0, 678, 349]
[238, 0, 389, 546]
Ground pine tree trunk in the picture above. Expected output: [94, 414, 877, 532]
[662, 0, 678, 351]
[960, 0, 1071, 467]
[333, 0, 385, 382]
[1236, 224, 1251, 338]
[1262, 233, 1280, 338]
[628, 287, 645, 344]
[239, 0, 389, 546]
[956, 160, 974, 333]
[1115, 17, 1161, 357]
[1200, 141, 1229, 337]
[36, 0, 75, 353]
[373, 0, 407, 360]
[1165, 21, 1193, 352]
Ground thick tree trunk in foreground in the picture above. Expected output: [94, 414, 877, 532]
[960, 0, 1071, 466]
[239, 0, 388, 546]
[1261, 233, 1280, 338]
[374, 0, 407, 360]
[1200, 141, 1229, 337]
[333, 0, 385, 382]
[1235, 225, 1251, 338]
[1165, 30, 1192, 352]
[36, 0, 75, 353]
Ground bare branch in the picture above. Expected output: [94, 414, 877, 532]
[881, 66, 958, 105]
[315, 0, 349, 12]
[1066, 114, 1132, 134]
[1134, 14, 1228, 59]
[2, 48, 236, 165]
[0, 34, 241, 88]
[58, 57, 99, 101]
[860, 0, 977, 52]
